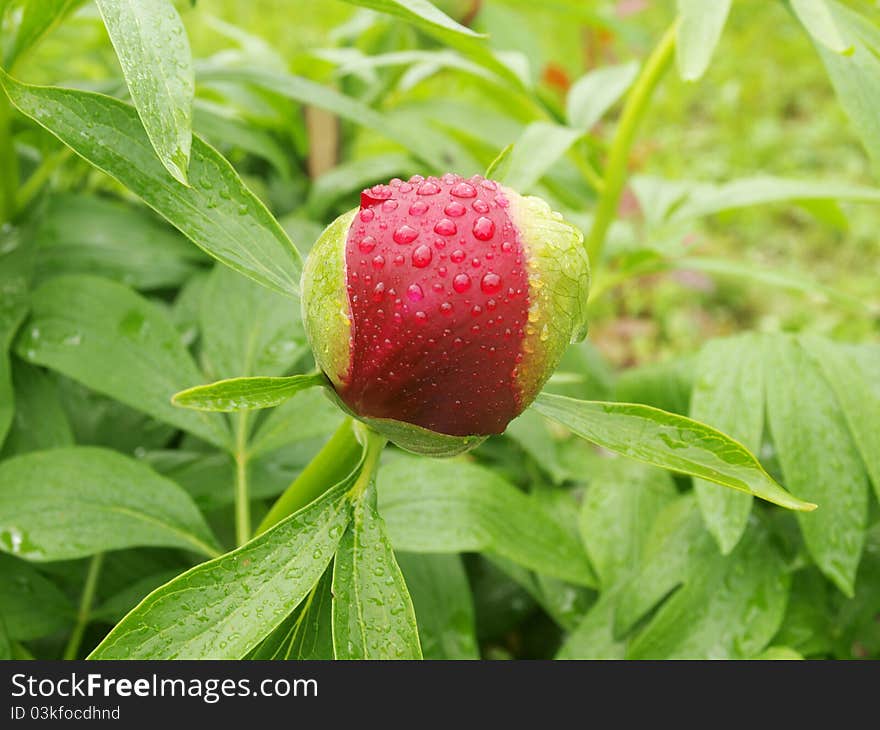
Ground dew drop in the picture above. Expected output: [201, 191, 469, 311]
[471, 258, 481, 268]
[383, 199, 399, 212]
[439, 302, 453, 315]
[393, 225, 418, 244]
[372, 255, 385, 269]
[471, 305, 483, 317]
[452, 273, 472, 293]
[399, 182, 413, 193]
[442, 173, 458, 185]
[359, 235, 377, 253]
[370, 184, 392, 199]
[414, 310, 428, 324]
[481, 179, 498, 191]
[407, 283, 424, 301]
[433, 218, 457, 236]
[438, 266, 448, 277]
[481, 272, 502, 294]
[417, 181, 440, 195]
[501, 240, 513, 253]
[409, 200, 429, 215]
[444, 201, 467, 217]
[450, 249, 465, 263]
[393, 254, 405, 265]
[495, 194, 509, 208]
[372, 282, 385, 302]
[412, 245, 432, 268]
[359, 208, 375, 222]
[473, 216, 495, 241]
[451, 181, 477, 198]
[472, 199, 490, 214]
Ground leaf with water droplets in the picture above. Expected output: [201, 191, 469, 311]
[0, 446, 221, 561]
[690, 334, 765, 554]
[89, 474, 354, 659]
[96, 0, 194, 184]
[248, 568, 334, 660]
[378, 455, 596, 586]
[333, 476, 422, 660]
[173, 373, 326, 413]
[0, 72, 301, 297]
[765, 335, 868, 596]
[396, 552, 478, 660]
[533, 392, 815, 512]
[0, 553, 73, 641]
[16, 275, 230, 450]
[622, 496, 790, 659]
[800, 336, 880, 501]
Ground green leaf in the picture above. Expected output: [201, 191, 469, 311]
[248, 568, 334, 660]
[0, 618, 8, 660]
[754, 646, 804, 660]
[666, 175, 880, 224]
[625, 500, 790, 659]
[801, 337, 880, 501]
[339, 0, 484, 39]
[790, 0, 853, 54]
[0, 230, 33, 449]
[199, 264, 306, 382]
[566, 61, 639, 130]
[1, 359, 73, 457]
[690, 334, 764, 554]
[765, 336, 869, 596]
[173, 374, 325, 413]
[197, 67, 453, 170]
[505, 408, 567, 484]
[0, 73, 301, 297]
[0, 446, 221, 560]
[675, 0, 732, 81]
[333, 478, 422, 660]
[4, 0, 83, 68]
[811, 1, 880, 167]
[533, 392, 815, 512]
[89, 476, 353, 659]
[579, 460, 678, 591]
[0, 553, 73, 640]
[378, 455, 596, 586]
[497, 122, 582, 193]
[16, 275, 230, 450]
[396, 552, 478, 660]
[33, 193, 204, 291]
[96, 0, 194, 184]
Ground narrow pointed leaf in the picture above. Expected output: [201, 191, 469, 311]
[566, 61, 639, 130]
[89, 478, 353, 659]
[4, 0, 83, 68]
[173, 374, 325, 413]
[533, 393, 815, 512]
[96, 0, 194, 184]
[676, 0, 732, 81]
[791, 0, 853, 54]
[333, 479, 422, 660]
[765, 336, 868, 596]
[0, 73, 301, 297]
[339, 0, 484, 38]
[0, 447, 221, 561]
[690, 334, 764, 554]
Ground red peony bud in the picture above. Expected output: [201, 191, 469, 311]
[302, 173, 589, 455]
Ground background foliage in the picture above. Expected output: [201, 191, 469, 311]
[0, 0, 878, 660]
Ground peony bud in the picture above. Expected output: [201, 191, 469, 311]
[302, 174, 589, 455]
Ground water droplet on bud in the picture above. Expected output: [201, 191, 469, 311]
[452, 273, 472, 293]
[393, 225, 418, 244]
[412, 245, 432, 268]
[473, 216, 495, 241]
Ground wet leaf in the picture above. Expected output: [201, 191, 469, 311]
[0, 446, 221, 560]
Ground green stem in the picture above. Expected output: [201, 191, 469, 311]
[346, 424, 386, 500]
[62, 553, 104, 660]
[585, 22, 677, 265]
[256, 418, 362, 536]
[15, 147, 72, 212]
[0, 92, 18, 223]
[234, 411, 251, 547]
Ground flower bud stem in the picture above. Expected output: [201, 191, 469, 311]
[586, 22, 678, 267]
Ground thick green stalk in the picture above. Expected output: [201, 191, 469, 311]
[346, 426, 386, 500]
[585, 23, 677, 264]
[62, 553, 104, 660]
[234, 411, 251, 546]
[256, 418, 362, 535]
[0, 92, 18, 223]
